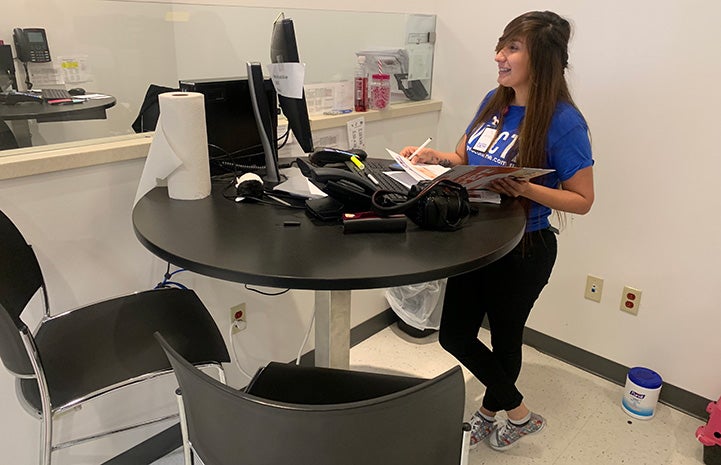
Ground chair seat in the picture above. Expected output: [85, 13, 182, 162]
[247, 362, 427, 404]
[19, 288, 229, 412]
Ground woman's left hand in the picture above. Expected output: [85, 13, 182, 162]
[489, 177, 531, 197]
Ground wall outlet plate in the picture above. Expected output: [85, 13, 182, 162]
[584, 275, 603, 303]
[620, 286, 642, 315]
[230, 303, 246, 334]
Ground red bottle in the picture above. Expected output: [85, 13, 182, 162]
[354, 56, 368, 112]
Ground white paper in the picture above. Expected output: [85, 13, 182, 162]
[273, 167, 326, 199]
[347, 117, 365, 149]
[267, 62, 305, 99]
[384, 170, 418, 189]
[28, 62, 64, 86]
[59, 55, 92, 83]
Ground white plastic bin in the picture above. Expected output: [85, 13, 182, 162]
[621, 367, 663, 420]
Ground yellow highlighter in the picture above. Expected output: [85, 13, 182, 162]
[350, 154, 365, 170]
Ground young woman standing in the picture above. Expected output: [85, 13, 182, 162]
[400, 11, 594, 450]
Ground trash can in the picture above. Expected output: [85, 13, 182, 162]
[385, 279, 446, 338]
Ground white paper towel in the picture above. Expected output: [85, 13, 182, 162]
[134, 92, 211, 205]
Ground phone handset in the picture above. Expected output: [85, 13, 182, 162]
[310, 167, 377, 194]
[13, 28, 51, 63]
[296, 157, 377, 208]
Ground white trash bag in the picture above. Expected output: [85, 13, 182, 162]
[385, 279, 447, 331]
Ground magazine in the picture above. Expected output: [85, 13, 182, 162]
[385, 148, 554, 204]
[435, 164, 554, 190]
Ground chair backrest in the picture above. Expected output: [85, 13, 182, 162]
[157, 333, 465, 465]
[0, 210, 44, 376]
[0, 210, 45, 321]
[131, 84, 178, 133]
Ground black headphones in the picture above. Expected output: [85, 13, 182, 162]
[371, 179, 472, 231]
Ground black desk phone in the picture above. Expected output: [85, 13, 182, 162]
[13, 28, 51, 63]
[296, 154, 378, 221]
[296, 157, 377, 219]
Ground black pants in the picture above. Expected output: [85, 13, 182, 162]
[438, 228, 557, 413]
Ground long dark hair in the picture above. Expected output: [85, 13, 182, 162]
[468, 11, 577, 169]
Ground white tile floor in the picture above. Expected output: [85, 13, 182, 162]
[350, 324, 707, 465]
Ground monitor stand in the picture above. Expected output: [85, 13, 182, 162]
[247, 61, 286, 188]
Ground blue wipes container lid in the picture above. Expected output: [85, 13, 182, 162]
[628, 367, 663, 389]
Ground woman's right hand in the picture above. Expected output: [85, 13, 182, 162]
[399, 135, 467, 166]
[399, 146, 440, 165]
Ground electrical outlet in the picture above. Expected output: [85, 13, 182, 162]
[230, 303, 246, 334]
[620, 286, 642, 315]
[584, 275, 603, 303]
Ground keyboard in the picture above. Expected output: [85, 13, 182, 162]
[40, 88, 74, 100]
[345, 158, 409, 194]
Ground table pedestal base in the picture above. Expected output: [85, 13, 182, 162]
[8, 120, 31, 147]
[314, 290, 351, 368]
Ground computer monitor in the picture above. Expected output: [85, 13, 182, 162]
[179, 77, 277, 177]
[270, 16, 314, 154]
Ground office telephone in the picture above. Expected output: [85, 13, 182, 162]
[13, 28, 51, 63]
[296, 156, 377, 214]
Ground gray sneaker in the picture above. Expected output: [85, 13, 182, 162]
[489, 412, 546, 451]
[468, 411, 496, 449]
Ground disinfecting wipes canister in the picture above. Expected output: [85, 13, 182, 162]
[622, 367, 663, 420]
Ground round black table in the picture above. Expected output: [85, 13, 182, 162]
[0, 95, 116, 121]
[133, 180, 525, 367]
[0, 95, 116, 147]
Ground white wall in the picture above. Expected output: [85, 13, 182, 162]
[432, 0, 721, 401]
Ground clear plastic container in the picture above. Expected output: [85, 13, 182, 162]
[368, 73, 390, 110]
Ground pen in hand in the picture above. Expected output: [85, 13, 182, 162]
[408, 137, 433, 161]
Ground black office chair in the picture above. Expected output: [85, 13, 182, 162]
[156, 332, 468, 465]
[0, 209, 230, 465]
[132, 84, 178, 133]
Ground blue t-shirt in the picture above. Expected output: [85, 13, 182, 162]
[465, 91, 593, 232]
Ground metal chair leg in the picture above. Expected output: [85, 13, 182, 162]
[40, 411, 52, 465]
[176, 388, 192, 465]
[460, 422, 471, 465]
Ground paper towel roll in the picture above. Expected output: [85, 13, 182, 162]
[134, 91, 210, 204]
